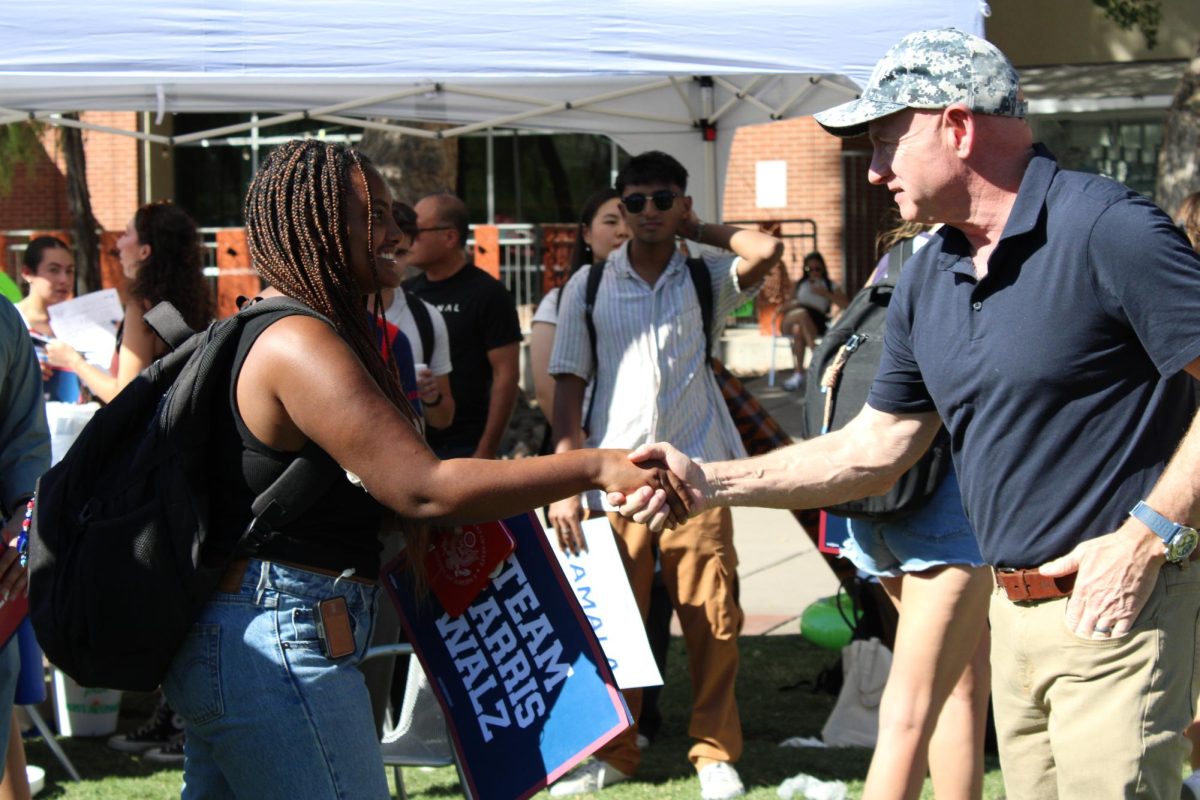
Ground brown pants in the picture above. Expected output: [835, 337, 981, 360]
[595, 507, 743, 775]
[990, 563, 1200, 799]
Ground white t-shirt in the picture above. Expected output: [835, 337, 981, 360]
[532, 287, 562, 327]
[383, 290, 452, 376]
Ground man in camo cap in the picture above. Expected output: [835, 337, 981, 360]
[615, 27, 1200, 798]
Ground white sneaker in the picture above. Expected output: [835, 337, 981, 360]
[782, 372, 804, 392]
[1183, 769, 1200, 800]
[549, 759, 630, 796]
[698, 762, 745, 800]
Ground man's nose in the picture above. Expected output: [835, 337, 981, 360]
[867, 151, 890, 186]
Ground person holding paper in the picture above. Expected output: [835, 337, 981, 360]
[158, 139, 688, 800]
[547, 151, 783, 800]
[45, 202, 213, 404]
[14, 236, 84, 403]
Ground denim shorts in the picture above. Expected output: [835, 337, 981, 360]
[840, 470, 985, 578]
[163, 559, 388, 799]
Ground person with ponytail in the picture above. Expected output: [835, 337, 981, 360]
[45, 202, 213, 403]
[160, 139, 686, 799]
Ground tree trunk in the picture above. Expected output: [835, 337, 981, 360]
[1155, 42, 1200, 218]
[358, 122, 458, 207]
[61, 115, 102, 294]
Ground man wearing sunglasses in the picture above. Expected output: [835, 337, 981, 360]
[547, 151, 783, 800]
[404, 193, 522, 460]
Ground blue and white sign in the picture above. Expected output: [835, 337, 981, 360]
[384, 512, 632, 800]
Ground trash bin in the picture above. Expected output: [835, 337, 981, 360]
[52, 670, 121, 737]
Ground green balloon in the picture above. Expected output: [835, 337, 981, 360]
[0, 272, 20, 303]
[799, 593, 861, 651]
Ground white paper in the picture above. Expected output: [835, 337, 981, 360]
[756, 160, 788, 209]
[47, 289, 123, 370]
[546, 516, 663, 689]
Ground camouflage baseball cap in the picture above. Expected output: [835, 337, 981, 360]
[814, 28, 1027, 138]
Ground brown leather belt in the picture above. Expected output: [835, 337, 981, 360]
[994, 568, 1076, 602]
[217, 558, 376, 593]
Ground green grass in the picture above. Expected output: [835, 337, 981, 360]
[22, 636, 1005, 798]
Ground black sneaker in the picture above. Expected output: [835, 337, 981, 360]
[107, 696, 184, 754]
[143, 733, 185, 765]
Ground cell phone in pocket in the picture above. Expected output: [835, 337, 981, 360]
[313, 596, 356, 659]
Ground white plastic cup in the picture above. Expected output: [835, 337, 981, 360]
[414, 362, 428, 375]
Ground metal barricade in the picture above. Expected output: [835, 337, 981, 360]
[466, 223, 544, 333]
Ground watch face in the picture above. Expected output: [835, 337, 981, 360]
[1168, 527, 1200, 563]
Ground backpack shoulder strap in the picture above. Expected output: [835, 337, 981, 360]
[144, 302, 198, 351]
[883, 236, 917, 286]
[582, 261, 607, 433]
[404, 289, 435, 364]
[241, 441, 341, 552]
[685, 257, 714, 361]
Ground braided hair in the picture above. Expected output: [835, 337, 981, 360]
[244, 139, 415, 424]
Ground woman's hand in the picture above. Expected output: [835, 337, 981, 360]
[594, 449, 693, 532]
[44, 339, 83, 371]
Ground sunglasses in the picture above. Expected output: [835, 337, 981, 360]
[621, 190, 680, 214]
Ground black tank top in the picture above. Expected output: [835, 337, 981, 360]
[207, 312, 385, 579]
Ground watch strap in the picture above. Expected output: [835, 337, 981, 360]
[1129, 500, 1182, 543]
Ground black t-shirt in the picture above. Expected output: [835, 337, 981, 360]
[405, 264, 522, 454]
[867, 145, 1200, 568]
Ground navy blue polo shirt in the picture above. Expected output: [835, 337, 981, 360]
[867, 145, 1200, 568]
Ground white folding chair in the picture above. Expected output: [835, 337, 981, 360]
[361, 643, 470, 800]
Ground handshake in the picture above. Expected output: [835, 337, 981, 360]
[553, 443, 711, 555]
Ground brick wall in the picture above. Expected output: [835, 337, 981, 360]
[723, 118, 895, 298]
[722, 117, 846, 285]
[0, 134, 69, 231]
[0, 113, 140, 235]
[78, 112, 141, 231]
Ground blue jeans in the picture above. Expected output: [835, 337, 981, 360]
[163, 559, 387, 799]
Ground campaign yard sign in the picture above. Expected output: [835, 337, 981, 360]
[383, 512, 632, 800]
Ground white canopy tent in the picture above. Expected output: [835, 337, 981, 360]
[0, 0, 983, 219]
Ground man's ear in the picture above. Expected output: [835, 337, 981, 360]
[682, 195, 693, 214]
[942, 104, 974, 158]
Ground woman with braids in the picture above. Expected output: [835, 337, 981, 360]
[160, 139, 685, 799]
[45, 202, 213, 403]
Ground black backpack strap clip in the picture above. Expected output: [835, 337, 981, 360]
[239, 426, 343, 554]
[144, 302, 198, 351]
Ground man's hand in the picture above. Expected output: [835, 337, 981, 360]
[606, 442, 710, 521]
[548, 495, 587, 556]
[0, 516, 27, 605]
[415, 366, 439, 405]
[1039, 520, 1166, 639]
[674, 208, 702, 242]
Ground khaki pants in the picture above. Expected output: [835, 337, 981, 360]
[989, 563, 1200, 799]
[595, 507, 743, 775]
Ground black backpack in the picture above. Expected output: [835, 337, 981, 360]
[802, 241, 951, 521]
[29, 296, 340, 691]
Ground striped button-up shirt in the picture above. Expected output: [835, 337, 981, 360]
[549, 242, 756, 462]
